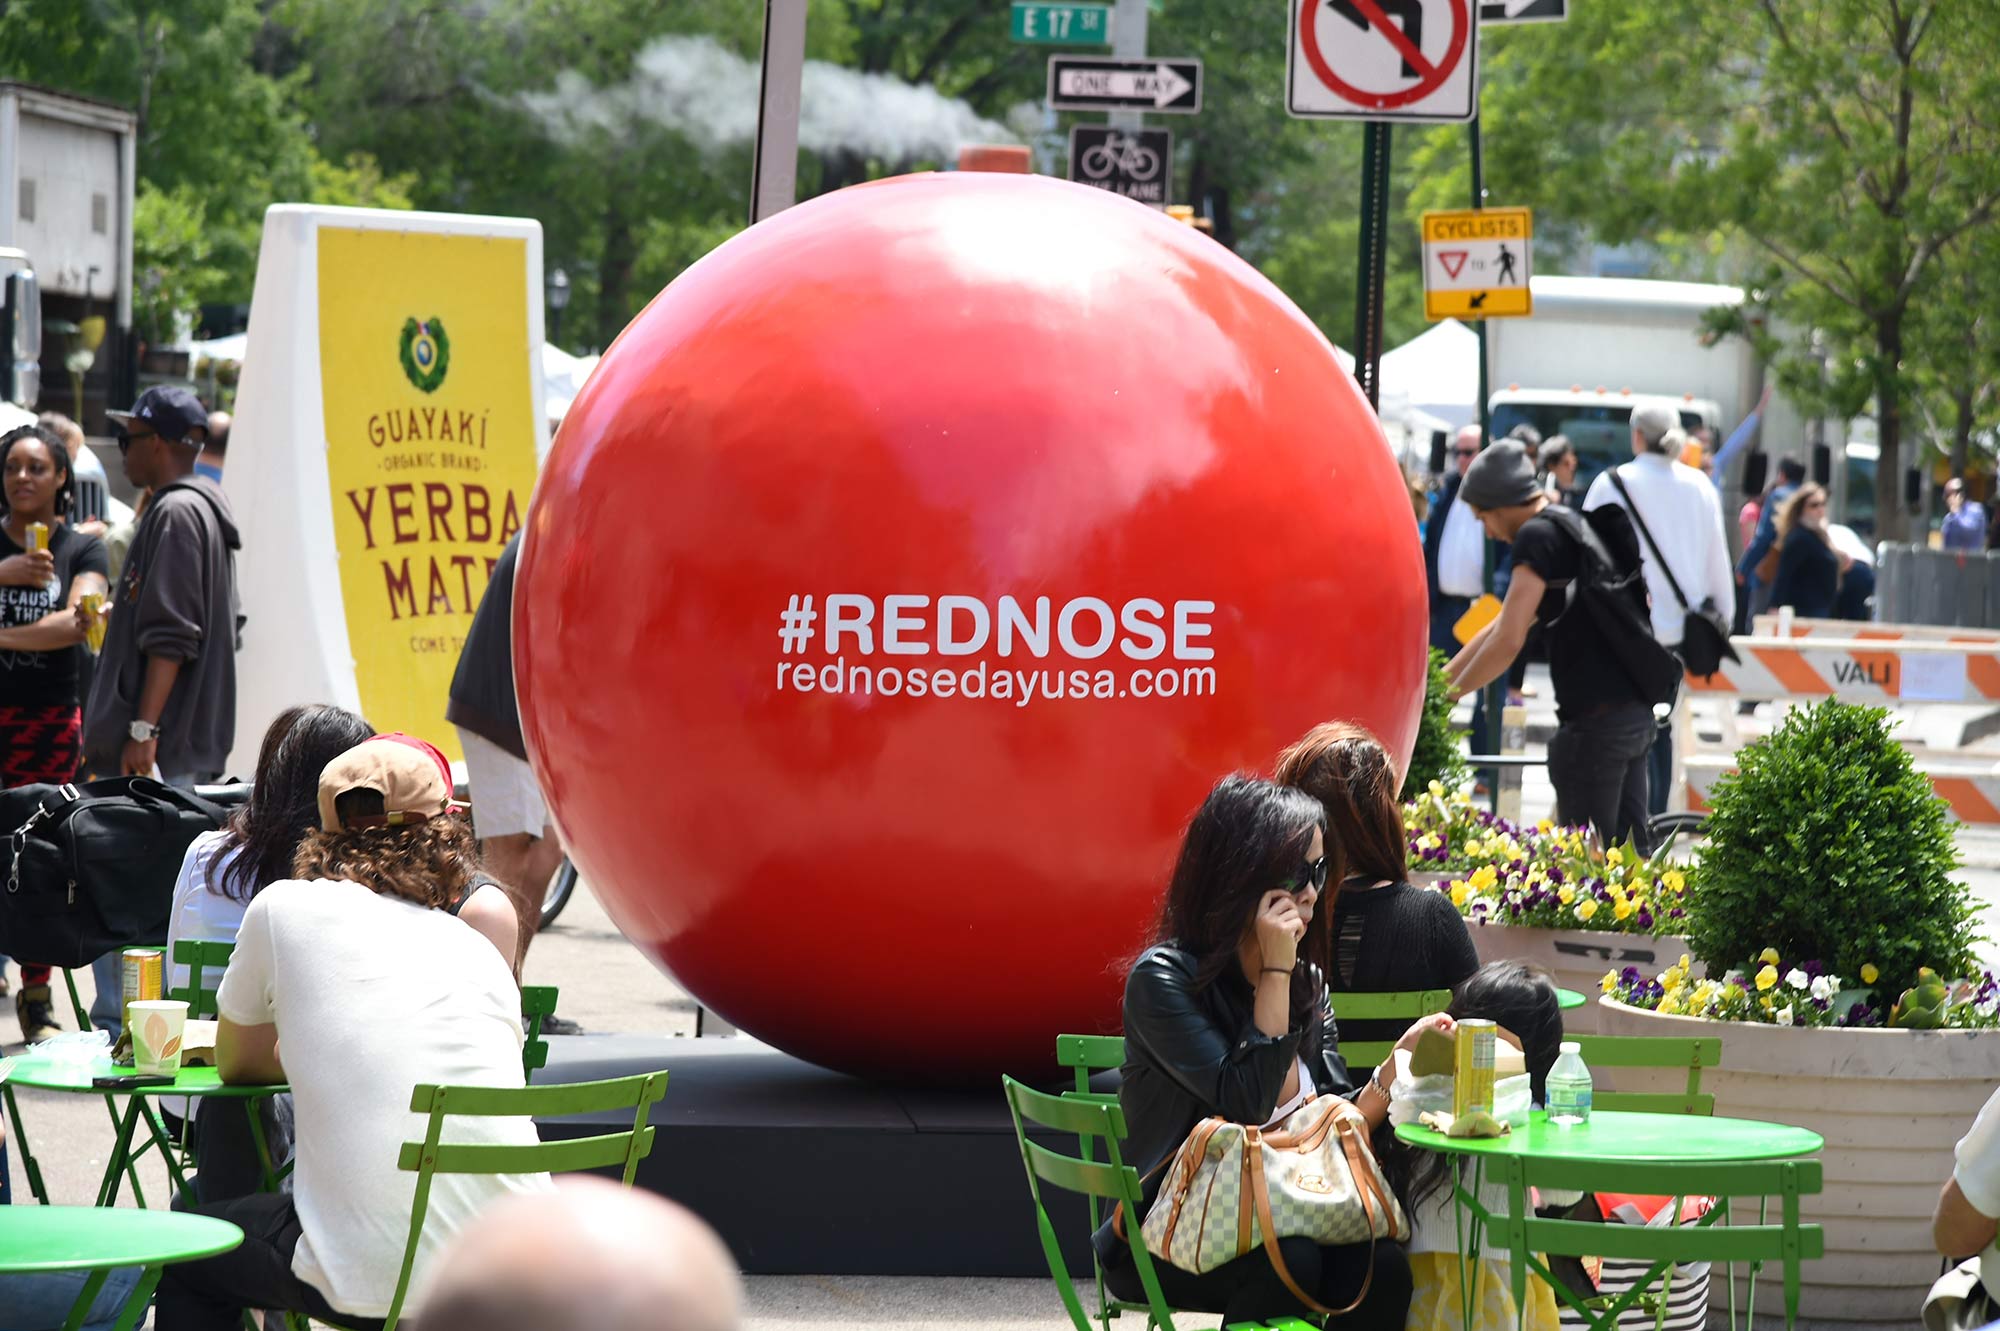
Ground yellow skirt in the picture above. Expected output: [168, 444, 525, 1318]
[1406, 1252, 1560, 1331]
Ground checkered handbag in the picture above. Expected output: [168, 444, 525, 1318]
[1137, 1094, 1410, 1314]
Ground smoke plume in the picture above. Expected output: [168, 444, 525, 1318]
[519, 34, 1019, 163]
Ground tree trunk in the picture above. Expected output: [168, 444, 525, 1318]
[596, 197, 636, 350]
[1951, 383, 1975, 483]
[1874, 314, 1908, 543]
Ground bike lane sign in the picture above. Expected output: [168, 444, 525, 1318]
[1287, 0, 1479, 124]
[1069, 127, 1172, 205]
[1421, 207, 1532, 320]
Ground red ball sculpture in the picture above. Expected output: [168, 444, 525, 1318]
[515, 173, 1426, 1082]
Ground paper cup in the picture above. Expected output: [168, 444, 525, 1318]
[130, 999, 190, 1075]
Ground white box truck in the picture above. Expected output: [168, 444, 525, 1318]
[0, 82, 138, 436]
[1481, 275, 1879, 537]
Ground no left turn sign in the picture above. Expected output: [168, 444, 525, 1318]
[1286, 0, 1480, 124]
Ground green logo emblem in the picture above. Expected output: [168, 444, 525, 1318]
[399, 317, 450, 393]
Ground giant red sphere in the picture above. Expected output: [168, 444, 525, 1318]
[516, 173, 1426, 1081]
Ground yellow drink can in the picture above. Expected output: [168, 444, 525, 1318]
[80, 592, 107, 654]
[1453, 1018, 1497, 1120]
[121, 947, 164, 1037]
[26, 521, 49, 551]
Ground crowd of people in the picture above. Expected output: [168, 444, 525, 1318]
[1416, 394, 1908, 851]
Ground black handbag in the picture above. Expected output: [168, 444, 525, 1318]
[0, 778, 228, 968]
[1608, 469, 1740, 681]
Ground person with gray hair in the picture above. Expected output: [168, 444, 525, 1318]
[1447, 440, 1662, 849]
[1582, 400, 1734, 816]
[417, 1178, 742, 1331]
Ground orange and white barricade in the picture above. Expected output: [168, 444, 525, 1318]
[1681, 632, 2000, 823]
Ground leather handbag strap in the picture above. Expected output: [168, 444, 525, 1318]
[1111, 1120, 1215, 1244]
[1247, 1136, 1375, 1317]
[1608, 469, 1693, 611]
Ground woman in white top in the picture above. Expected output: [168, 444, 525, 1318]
[163, 704, 375, 1201]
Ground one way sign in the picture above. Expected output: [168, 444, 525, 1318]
[1047, 56, 1203, 114]
[1479, 0, 1566, 22]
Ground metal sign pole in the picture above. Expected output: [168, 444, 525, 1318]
[750, 0, 809, 225]
[1108, 0, 1149, 131]
[1350, 121, 1392, 410]
[1470, 112, 1504, 805]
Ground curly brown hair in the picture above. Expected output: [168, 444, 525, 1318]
[292, 791, 477, 909]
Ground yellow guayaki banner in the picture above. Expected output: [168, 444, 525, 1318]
[317, 227, 537, 761]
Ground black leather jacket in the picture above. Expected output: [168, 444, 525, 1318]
[1094, 943, 1359, 1263]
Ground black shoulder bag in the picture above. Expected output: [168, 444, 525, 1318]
[1537, 505, 1685, 707]
[1607, 469, 1740, 681]
[0, 778, 229, 967]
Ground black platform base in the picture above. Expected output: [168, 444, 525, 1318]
[535, 1035, 1100, 1276]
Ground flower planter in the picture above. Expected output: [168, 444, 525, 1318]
[1600, 995, 2000, 1326]
[1467, 925, 1693, 1035]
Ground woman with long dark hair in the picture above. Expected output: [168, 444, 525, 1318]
[0, 423, 110, 1044]
[1094, 775, 1434, 1326]
[1275, 722, 1477, 1051]
[161, 704, 375, 1199]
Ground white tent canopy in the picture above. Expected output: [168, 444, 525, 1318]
[1379, 318, 1480, 430]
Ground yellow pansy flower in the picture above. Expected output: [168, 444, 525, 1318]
[1558, 885, 1576, 905]
[1861, 963, 1879, 985]
[1450, 880, 1470, 908]
[1659, 994, 1683, 1016]
[1601, 970, 1618, 994]
[1680, 955, 1692, 971]
[1575, 900, 1598, 922]
[1664, 870, 1686, 892]
[1469, 865, 1498, 891]
[1613, 900, 1635, 921]
[1755, 964, 1778, 991]
[1607, 847, 1624, 865]
[1537, 820, 1554, 834]
[1760, 947, 1780, 966]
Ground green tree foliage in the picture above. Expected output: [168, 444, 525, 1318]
[1400, 648, 1468, 802]
[132, 183, 221, 343]
[1686, 700, 1975, 997]
[1451, 1, 2000, 541]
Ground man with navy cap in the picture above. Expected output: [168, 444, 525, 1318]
[82, 386, 241, 788]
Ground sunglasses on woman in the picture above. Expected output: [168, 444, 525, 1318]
[1282, 854, 1329, 896]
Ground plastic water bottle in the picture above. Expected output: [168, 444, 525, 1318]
[1546, 1041, 1593, 1126]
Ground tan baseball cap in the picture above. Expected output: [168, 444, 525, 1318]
[317, 733, 457, 833]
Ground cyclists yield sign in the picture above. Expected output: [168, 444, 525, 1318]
[1421, 207, 1532, 319]
[1287, 0, 1479, 124]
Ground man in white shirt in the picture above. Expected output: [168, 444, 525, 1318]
[157, 734, 549, 1331]
[1583, 401, 1736, 816]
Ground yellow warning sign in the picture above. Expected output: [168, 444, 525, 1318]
[1421, 207, 1532, 321]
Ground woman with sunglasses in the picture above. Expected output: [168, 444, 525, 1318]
[1768, 482, 1842, 619]
[0, 423, 109, 1043]
[1094, 775, 1437, 1327]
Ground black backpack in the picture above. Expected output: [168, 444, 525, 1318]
[1536, 505, 1684, 707]
[0, 778, 228, 968]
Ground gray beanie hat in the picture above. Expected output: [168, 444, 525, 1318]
[1459, 440, 1542, 510]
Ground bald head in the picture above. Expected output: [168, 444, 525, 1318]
[1452, 424, 1482, 476]
[419, 1179, 741, 1331]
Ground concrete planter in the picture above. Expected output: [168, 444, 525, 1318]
[1466, 925, 1694, 1035]
[1600, 996, 2000, 1327]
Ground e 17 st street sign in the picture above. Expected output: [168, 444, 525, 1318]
[1047, 56, 1203, 114]
[1011, 3, 1113, 44]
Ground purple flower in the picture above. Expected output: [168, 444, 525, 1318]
[1636, 908, 1655, 930]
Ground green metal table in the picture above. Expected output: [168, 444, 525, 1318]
[0, 1205, 242, 1331]
[1396, 1110, 1824, 1330]
[1555, 987, 1586, 1011]
[1, 1053, 288, 1207]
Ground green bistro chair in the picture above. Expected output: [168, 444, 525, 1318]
[355, 1070, 668, 1331]
[1002, 1075, 1191, 1331]
[1325, 988, 1454, 1070]
[1462, 1154, 1824, 1330]
[520, 984, 561, 1083]
[1570, 1034, 1721, 1116]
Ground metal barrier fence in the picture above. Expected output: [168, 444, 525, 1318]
[1875, 545, 2000, 628]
